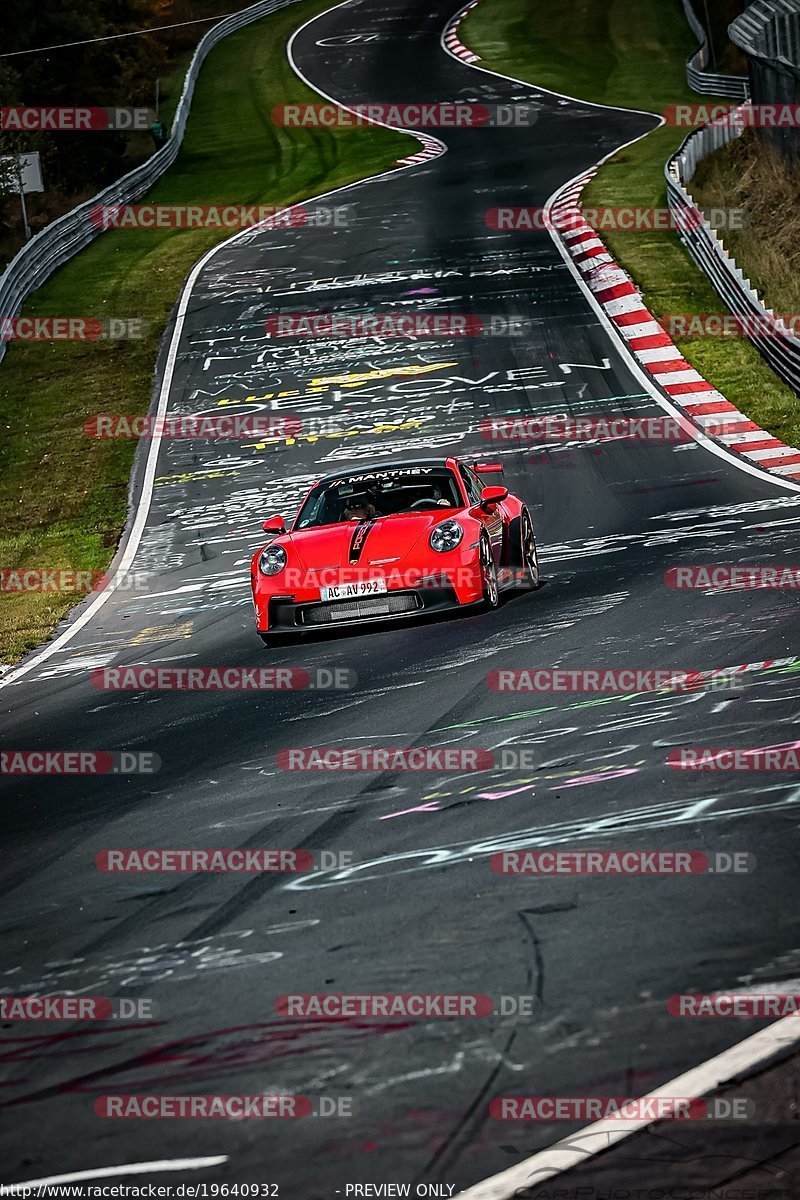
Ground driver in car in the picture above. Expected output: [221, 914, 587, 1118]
[413, 486, 452, 510]
[342, 492, 379, 521]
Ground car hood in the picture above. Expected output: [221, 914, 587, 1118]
[279, 512, 463, 570]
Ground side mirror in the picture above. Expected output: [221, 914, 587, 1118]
[262, 515, 286, 534]
[479, 485, 508, 511]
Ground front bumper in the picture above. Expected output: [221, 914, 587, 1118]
[257, 578, 475, 634]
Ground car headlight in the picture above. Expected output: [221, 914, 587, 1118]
[258, 545, 287, 576]
[429, 520, 463, 553]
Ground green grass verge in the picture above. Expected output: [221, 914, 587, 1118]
[0, 0, 408, 665]
[691, 128, 800, 316]
[464, 0, 800, 450]
[464, 0, 701, 112]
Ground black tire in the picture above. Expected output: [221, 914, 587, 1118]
[479, 533, 500, 609]
[519, 509, 540, 590]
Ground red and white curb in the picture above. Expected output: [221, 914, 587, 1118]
[401, 0, 493, 161]
[396, 132, 445, 166]
[549, 170, 800, 482]
[689, 656, 795, 684]
[443, 0, 482, 63]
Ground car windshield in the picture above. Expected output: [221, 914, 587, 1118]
[294, 467, 462, 530]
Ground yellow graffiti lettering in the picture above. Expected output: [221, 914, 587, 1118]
[310, 362, 457, 387]
[213, 364, 455, 407]
[242, 416, 433, 453]
[154, 469, 240, 486]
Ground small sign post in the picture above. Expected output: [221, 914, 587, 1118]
[0, 152, 44, 240]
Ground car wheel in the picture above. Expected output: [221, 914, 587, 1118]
[520, 509, 540, 589]
[479, 533, 500, 609]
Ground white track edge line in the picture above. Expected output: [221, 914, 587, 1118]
[457, 1015, 800, 1198]
[543, 174, 800, 495]
[3, 1157, 229, 1189]
[439, 1, 663, 117]
[440, 0, 800, 497]
[0, 0, 446, 691]
[436, 5, 800, 1197]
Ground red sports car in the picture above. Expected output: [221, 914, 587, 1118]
[250, 456, 539, 642]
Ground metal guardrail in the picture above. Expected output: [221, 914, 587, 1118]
[0, 0, 295, 367]
[666, 103, 800, 395]
[682, 0, 750, 98]
[730, 0, 800, 160]
[730, 0, 800, 66]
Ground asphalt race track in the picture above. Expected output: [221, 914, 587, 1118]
[2, 0, 800, 1193]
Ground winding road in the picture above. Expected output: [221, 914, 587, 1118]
[2, 1, 800, 1194]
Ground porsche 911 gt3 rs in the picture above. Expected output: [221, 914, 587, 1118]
[250, 456, 539, 641]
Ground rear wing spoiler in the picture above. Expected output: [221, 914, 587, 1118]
[471, 461, 503, 475]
